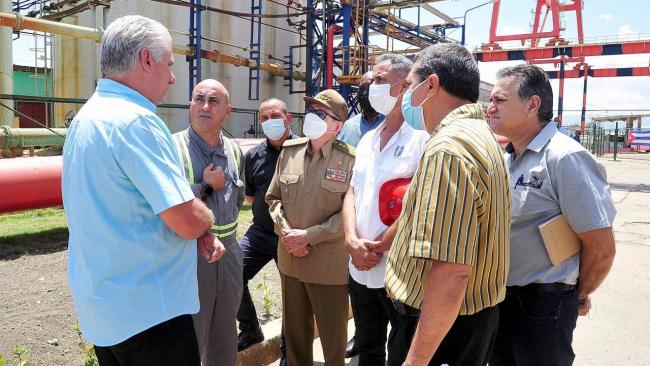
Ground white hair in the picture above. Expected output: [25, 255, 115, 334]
[101, 15, 172, 77]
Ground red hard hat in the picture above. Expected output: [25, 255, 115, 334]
[378, 177, 412, 226]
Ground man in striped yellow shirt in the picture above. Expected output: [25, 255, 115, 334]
[381, 43, 511, 366]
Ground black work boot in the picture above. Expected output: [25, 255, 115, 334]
[238, 327, 264, 351]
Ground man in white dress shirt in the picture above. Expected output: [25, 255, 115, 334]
[342, 54, 429, 366]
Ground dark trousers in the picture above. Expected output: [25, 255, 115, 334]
[236, 224, 286, 357]
[490, 285, 579, 366]
[348, 275, 398, 366]
[389, 303, 499, 366]
[237, 224, 279, 333]
[94, 315, 200, 366]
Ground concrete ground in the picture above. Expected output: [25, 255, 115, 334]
[268, 153, 650, 366]
[573, 153, 650, 366]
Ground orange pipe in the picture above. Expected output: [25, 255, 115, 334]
[1, 12, 306, 81]
[0, 156, 63, 213]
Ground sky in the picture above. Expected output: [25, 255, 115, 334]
[396, 0, 650, 128]
[10, 0, 650, 127]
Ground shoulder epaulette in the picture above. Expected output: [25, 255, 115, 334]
[283, 137, 309, 147]
[333, 139, 356, 157]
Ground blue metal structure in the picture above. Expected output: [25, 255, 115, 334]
[305, 0, 369, 116]
[368, 7, 455, 49]
[248, 0, 262, 100]
[304, 1, 458, 117]
[188, 0, 202, 99]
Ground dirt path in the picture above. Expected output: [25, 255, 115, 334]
[0, 244, 281, 366]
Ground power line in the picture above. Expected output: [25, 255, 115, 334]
[155, 0, 305, 38]
[150, 0, 309, 19]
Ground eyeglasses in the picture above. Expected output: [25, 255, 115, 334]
[306, 106, 338, 121]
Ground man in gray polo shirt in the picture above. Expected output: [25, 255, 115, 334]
[487, 64, 616, 366]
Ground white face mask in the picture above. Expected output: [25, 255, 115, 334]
[302, 113, 328, 140]
[261, 118, 287, 140]
[368, 82, 399, 115]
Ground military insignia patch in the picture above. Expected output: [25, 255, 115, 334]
[325, 168, 348, 182]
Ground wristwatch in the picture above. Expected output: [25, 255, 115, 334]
[202, 181, 214, 196]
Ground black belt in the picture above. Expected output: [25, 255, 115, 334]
[508, 283, 576, 294]
[392, 300, 421, 317]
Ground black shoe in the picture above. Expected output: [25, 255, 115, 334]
[279, 355, 288, 366]
[238, 329, 264, 351]
[344, 336, 359, 358]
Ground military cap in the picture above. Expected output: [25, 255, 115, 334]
[303, 89, 348, 122]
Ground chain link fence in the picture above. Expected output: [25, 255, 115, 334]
[575, 125, 649, 159]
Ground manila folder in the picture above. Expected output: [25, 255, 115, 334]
[538, 215, 582, 266]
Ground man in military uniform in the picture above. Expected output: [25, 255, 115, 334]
[266, 89, 355, 366]
[173, 79, 245, 366]
[237, 97, 294, 365]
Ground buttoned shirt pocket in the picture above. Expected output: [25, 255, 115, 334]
[512, 165, 556, 219]
[319, 179, 348, 211]
[279, 173, 300, 205]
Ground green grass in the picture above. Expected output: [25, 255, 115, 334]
[0, 204, 254, 257]
[0, 208, 69, 254]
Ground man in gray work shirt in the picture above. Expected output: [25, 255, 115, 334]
[173, 79, 245, 366]
[487, 64, 616, 366]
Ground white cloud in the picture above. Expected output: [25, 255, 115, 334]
[599, 14, 614, 23]
[618, 24, 635, 36]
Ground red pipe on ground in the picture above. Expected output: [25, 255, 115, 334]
[0, 156, 63, 213]
[0, 139, 263, 214]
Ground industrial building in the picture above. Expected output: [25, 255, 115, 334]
[1, 1, 497, 137]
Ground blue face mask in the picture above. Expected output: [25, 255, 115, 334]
[401, 80, 428, 131]
[261, 118, 287, 140]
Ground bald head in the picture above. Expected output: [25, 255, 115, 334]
[192, 79, 229, 103]
[360, 71, 374, 89]
[189, 79, 232, 135]
[260, 97, 288, 114]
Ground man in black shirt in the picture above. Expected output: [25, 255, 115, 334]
[237, 97, 293, 364]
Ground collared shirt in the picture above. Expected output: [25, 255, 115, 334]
[338, 112, 385, 147]
[62, 79, 197, 346]
[180, 127, 245, 240]
[350, 121, 429, 288]
[266, 137, 355, 285]
[385, 103, 511, 315]
[245, 135, 294, 234]
[505, 121, 616, 286]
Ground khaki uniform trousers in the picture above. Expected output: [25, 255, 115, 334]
[281, 273, 349, 366]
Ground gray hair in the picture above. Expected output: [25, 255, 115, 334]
[496, 64, 554, 123]
[101, 15, 172, 77]
[375, 54, 413, 77]
[413, 43, 480, 102]
[261, 97, 288, 113]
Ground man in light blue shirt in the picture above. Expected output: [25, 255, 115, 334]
[338, 71, 385, 147]
[62, 15, 223, 366]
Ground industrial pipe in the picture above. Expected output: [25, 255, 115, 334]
[0, 12, 306, 82]
[0, 2, 14, 125]
[326, 25, 343, 89]
[0, 156, 63, 213]
[1, 127, 67, 149]
[0, 138, 262, 213]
